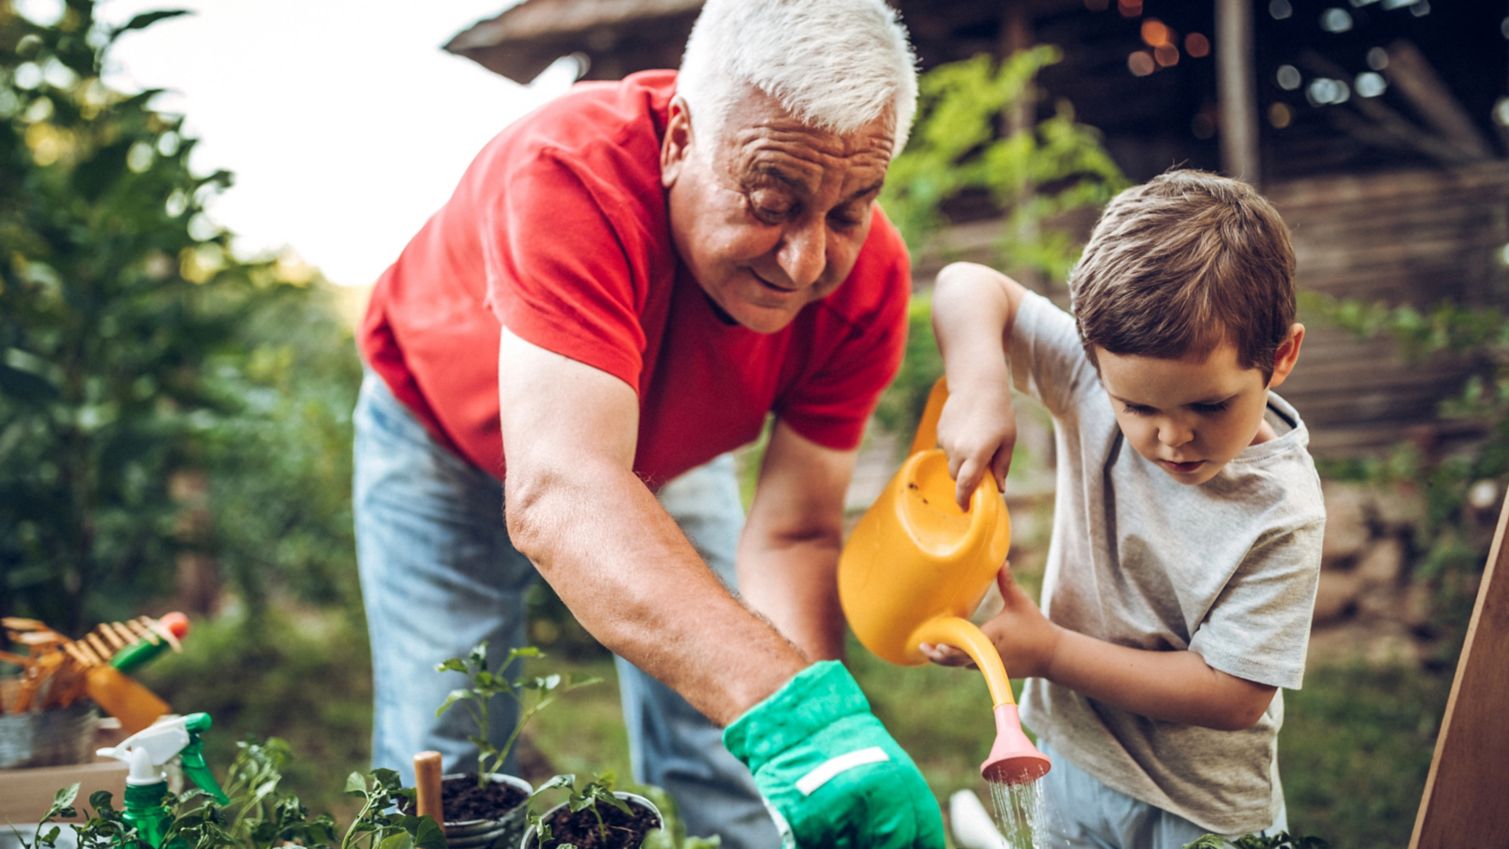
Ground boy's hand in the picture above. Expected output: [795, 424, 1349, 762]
[936, 384, 1017, 510]
[920, 563, 1059, 679]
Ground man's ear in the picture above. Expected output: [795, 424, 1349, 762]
[1267, 322, 1305, 389]
[660, 96, 693, 189]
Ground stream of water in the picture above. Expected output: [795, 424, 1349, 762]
[986, 777, 1049, 848]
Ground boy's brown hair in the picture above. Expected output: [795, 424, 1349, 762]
[1068, 169, 1297, 381]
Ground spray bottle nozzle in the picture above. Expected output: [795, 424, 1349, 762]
[96, 711, 229, 804]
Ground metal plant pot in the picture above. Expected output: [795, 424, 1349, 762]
[0, 702, 97, 769]
[519, 791, 663, 849]
[443, 772, 533, 849]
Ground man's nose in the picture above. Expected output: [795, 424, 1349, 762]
[776, 218, 826, 288]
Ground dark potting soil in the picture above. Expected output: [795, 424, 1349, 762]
[399, 773, 527, 822]
[536, 799, 660, 849]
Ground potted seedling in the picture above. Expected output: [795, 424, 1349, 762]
[520, 773, 663, 849]
[421, 642, 599, 849]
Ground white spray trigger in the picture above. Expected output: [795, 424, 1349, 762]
[97, 717, 192, 785]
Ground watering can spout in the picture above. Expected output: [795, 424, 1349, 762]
[983, 704, 1052, 785]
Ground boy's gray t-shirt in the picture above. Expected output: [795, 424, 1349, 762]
[1010, 292, 1325, 835]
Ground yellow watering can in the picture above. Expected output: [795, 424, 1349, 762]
[839, 378, 1051, 785]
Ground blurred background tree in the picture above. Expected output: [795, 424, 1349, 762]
[0, 0, 361, 633]
[1, 0, 367, 811]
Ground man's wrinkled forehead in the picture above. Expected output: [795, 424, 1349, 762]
[712, 91, 894, 199]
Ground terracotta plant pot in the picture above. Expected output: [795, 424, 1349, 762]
[435, 772, 532, 849]
[520, 791, 663, 849]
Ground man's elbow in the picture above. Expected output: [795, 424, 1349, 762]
[503, 470, 553, 561]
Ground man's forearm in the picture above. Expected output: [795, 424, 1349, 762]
[736, 534, 846, 662]
[506, 456, 809, 725]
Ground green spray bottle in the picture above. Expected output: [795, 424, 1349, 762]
[95, 712, 229, 849]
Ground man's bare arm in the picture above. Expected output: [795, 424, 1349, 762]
[498, 329, 807, 725]
[736, 420, 858, 662]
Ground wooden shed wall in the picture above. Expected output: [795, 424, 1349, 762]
[1267, 162, 1508, 459]
[912, 163, 1508, 461]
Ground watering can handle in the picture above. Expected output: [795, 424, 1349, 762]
[909, 377, 951, 456]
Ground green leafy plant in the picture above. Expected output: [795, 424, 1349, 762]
[435, 641, 601, 788]
[526, 773, 634, 846]
[18, 739, 444, 849]
[1184, 832, 1329, 849]
[335, 769, 443, 849]
[17, 786, 129, 849]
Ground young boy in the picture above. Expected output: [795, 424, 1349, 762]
[924, 170, 1324, 846]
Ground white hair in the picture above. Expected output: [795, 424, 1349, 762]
[676, 0, 919, 157]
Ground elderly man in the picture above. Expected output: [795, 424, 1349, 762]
[353, 0, 940, 845]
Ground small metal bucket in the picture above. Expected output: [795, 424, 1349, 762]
[0, 699, 98, 769]
[443, 773, 533, 849]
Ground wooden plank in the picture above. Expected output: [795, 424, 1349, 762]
[1410, 494, 1509, 848]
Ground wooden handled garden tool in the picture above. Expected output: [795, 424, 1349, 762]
[3, 613, 189, 732]
[413, 750, 445, 832]
[838, 378, 1051, 785]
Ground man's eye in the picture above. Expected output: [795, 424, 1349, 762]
[749, 192, 791, 222]
[1193, 400, 1231, 414]
[754, 205, 788, 222]
[828, 207, 864, 230]
[1122, 404, 1154, 416]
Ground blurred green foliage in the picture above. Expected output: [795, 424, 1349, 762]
[1280, 661, 1452, 847]
[1305, 292, 1508, 642]
[874, 47, 1125, 440]
[881, 46, 1126, 284]
[0, 0, 362, 632]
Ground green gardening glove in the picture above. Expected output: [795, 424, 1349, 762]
[723, 660, 945, 848]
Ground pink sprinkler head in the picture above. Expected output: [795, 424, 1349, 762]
[980, 703, 1052, 785]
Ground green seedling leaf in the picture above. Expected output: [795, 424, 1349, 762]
[51, 784, 80, 810]
[409, 817, 446, 849]
[434, 688, 470, 717]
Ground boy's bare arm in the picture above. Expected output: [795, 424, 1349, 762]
[928, 569, 1277, 731]
[1041, 628, 1278, 731]
[931, 262, 1032, 507]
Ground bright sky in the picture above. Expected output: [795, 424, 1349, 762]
[22, 0, 578, 286]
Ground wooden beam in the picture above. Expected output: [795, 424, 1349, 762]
[1216, 0, 1260, 184]
[1410, 493, 1509, 848]
[1383, 39, 1495, 162]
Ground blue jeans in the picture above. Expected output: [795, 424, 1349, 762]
[1035, 739, 1289, 848]
[352, 372, 779, 849]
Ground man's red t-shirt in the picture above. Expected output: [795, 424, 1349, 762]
[358, 70, 909, 488]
